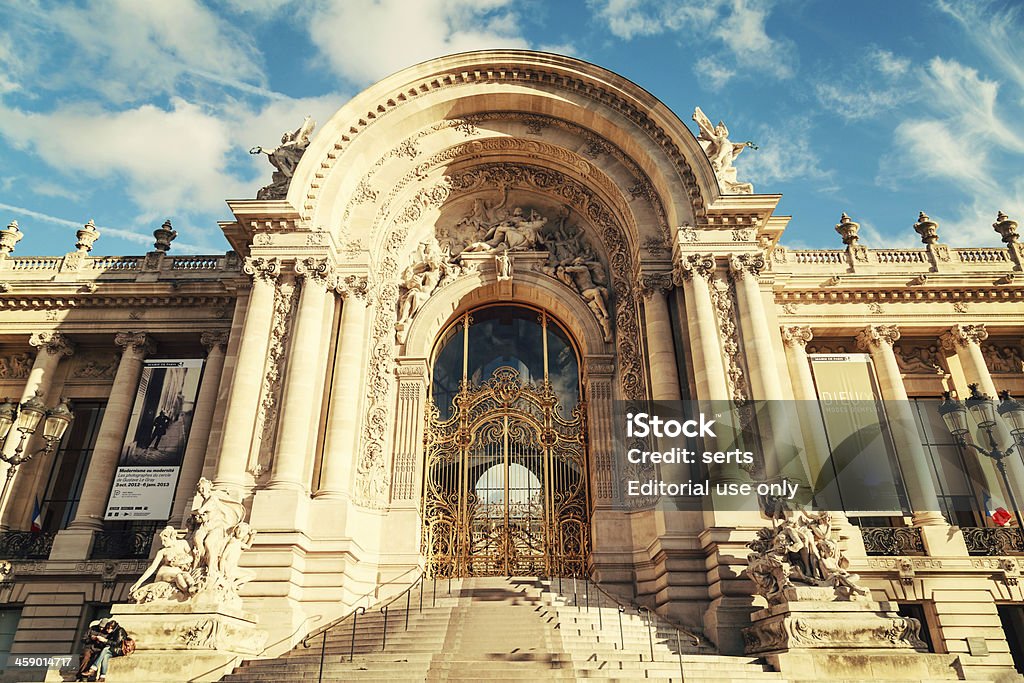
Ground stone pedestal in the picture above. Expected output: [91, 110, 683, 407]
[742, 589, 966, 681]
[104, 598, 267, 682]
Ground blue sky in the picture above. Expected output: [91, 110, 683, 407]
[1, 0, 1022, 256]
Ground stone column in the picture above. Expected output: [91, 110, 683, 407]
[316, 278, 369, 499]
[673, 254, 728, 401]
[66, 332, 156, 532]
[213, 257, 279, 493]
[0, 332, 74, 530]
[267, 257, 334, 491]
[729, 253, 782, 401]
[856, 324, 946, 526]
[638, 272, 682, 402]
[940, 324, 998, 397]
[940, 323, 1024, 514]
[170, 331, 228, 523]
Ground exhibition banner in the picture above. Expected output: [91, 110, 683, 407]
[103, 358, 204, 521]
[807, 354, 905, 515]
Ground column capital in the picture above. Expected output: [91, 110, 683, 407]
[780, 325, 813, 349]
[856, 324, 901, 351]
[335, 273, 370, 301]
[28, 331, 75, 358]
[727, 251, 766, 280]
[940, 323, 989, 351]
[672, 253, 715, 285]
[242, 256, 281, 284]
[114, 331, 156, 357]
[295, 257, 335, 290]
[200, 330, 230, 353]
[636, 271, 673, 298]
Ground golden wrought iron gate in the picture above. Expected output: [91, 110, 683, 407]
[422, 366, 590, 577]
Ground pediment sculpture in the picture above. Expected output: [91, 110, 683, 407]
[693, 106, 755, 195]
[395, 196, 613, 343]
[129, 478, 256, 608]
[251, 116, 316, 200]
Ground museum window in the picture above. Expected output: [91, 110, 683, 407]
[0, 606, 21, 662]
[40, 400, 105, 532]
[910, 398, 984, 527]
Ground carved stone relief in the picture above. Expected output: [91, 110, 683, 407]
[982, 343, 1024, 374]
[710, 277, 749, 405]
[893, 344, 945, 375]
[254, 278, 300, 473]
[70, 352, 119, 381]
[0, 352, 33, 380]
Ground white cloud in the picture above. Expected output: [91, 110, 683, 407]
[590, 0, 794, 81]
[937, 0, 1024, 96]
[887, 119, 993, 193]
[14, 0, 276, 103]
[734, 120, 835, 190]
[305, 0, 532, 84]
[870, 48, 910, 78]
[814, 45, 914, 121]
[814, 83, 906, 121]
[31, 181, 84, 202]
[0, 99, 250, 221]
[694, 56, 736, 91]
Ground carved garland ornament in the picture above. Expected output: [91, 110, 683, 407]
[352, 162, 648, 506]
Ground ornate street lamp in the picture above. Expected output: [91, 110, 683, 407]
[0, 391, 74, 507]
[939, 385, 1024, 526]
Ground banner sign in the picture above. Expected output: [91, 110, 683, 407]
[807, 354, 905, 516]
[104, 359, 204, 521]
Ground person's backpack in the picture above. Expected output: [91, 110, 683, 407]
[119, 636, 136, 657]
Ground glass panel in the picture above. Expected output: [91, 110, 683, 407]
[0, 607, 21, 656]
[466, 306, 544, 386]
[41, 400, 105, 531]
[546, 320, 580, 416]
[431, 321, 464, 420]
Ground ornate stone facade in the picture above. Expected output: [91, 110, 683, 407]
[0, 51, 1021, 683]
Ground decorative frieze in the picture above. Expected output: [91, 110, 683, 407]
[981, 344, 1024, 373]
[893, 344, 944, 374]
[0, 352, 33, 380]
[70, 352, 119, 381]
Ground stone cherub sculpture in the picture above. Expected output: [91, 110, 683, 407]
[251, 116, 316, 200]
[129, 478, 256, 606]
[692, 106, 756, 194]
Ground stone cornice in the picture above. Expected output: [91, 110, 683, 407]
[775, 287, 1024, 303]
[0, 294, 235, 310]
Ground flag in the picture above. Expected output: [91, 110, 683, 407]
[31, 497, 43, 533]
[985, 493, 1012, 527]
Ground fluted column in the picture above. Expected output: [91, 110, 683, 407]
[780, 325, 830, 473]
[638, 272, 681, 402]
[0, 332, 75, 530]
[729, 253, 782, 401]
[214, 257, 279, 492]
[316, 277, 369, 499]
[67, 332, 155, 532]
[673, 254, 728, 400]
[170, 331, 229, 523]
[941, 323, 1024, 512]
[268, 257, 334, 491]
[856, 325, 946, 526]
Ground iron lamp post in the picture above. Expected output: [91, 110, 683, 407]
[0, 391, 74, 508]
[939, 385, 1024, 526]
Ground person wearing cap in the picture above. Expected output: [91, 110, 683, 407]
[76, 618, 108, 681]
[81, 619, 129, 682]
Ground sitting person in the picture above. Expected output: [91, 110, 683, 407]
[75, 618, 108, 681]
[82, 619, 130, 682]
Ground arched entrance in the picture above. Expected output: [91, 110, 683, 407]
[421, 304, 590, 577]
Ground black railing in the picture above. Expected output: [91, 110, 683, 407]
[89, 522, 159, 559]
[860, 526, 926, 556]
[0, 531, 55, 559]
[962, 527, 1024, 556]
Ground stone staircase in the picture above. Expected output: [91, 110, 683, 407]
[220, 576, 787, 682]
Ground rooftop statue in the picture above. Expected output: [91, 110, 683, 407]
[693, 106, 756, 194]
[251, 116, 316, 200]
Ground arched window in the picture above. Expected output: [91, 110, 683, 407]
[430, 304, 581, 419]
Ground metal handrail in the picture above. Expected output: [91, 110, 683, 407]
[559, 572, 708, 653]
[300, 568, 426, 683]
